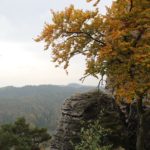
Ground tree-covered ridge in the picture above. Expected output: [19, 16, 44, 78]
[0, 84, 93, 132]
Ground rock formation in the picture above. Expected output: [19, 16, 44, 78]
[50, 90, 150, 150]
[50, 91, 121, 150]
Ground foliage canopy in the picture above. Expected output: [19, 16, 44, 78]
[36, 0, 150, 102]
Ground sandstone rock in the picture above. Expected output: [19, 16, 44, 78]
[50, 90, 150, 150]
[50, 91, 120, 150]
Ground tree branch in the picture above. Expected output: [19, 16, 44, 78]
[132, 29, 145, 47]
[64, 31, 106, 46]
[129, 0, 133, 12]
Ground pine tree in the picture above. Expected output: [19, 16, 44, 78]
[0, 117, 51, 150]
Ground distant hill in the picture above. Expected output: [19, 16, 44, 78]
[0, 84, 94, 133]
[67, 83, 83, 88]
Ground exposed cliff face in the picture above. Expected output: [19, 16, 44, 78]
[50, 91, 122, 150]
[50, 91, 150, 150]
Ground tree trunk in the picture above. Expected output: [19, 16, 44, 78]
[136, 97, 144, 150]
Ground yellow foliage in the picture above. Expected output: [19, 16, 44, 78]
[36, 0, 150, 103]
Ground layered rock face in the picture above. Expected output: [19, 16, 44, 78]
[50, 90, 150, 150]
[50, 91, 120, 150]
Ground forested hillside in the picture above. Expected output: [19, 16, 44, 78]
[0, 84, 93, 133]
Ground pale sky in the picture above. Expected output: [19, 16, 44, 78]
[0, 0, 112, 87]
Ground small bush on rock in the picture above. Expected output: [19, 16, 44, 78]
[75, 119, 112, 150]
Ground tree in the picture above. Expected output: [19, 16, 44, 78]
[36, 0, 150, 149]
[0, 117, 51, 150]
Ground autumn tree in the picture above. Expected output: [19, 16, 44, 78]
[36, 0, 150, 149]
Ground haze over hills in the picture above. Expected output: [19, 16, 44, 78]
[0, 83, 95, 133]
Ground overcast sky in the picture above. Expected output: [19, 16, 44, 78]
[0, 0, 112, 87]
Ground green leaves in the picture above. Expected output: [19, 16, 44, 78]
[75, 120, 112, 150]
[0, 117, 51, 150]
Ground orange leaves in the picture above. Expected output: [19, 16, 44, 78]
[115, 81, 137, 103]
[36, 0, 150, 104]
[104, 0, 150, 102]
[35, 24, 54, 42]
[35, 5, 104, 74]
